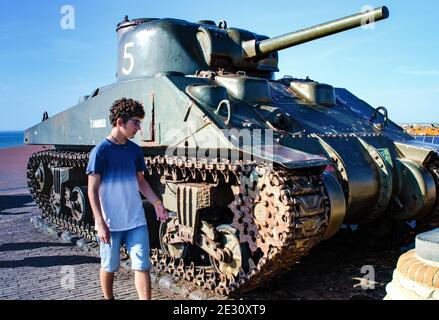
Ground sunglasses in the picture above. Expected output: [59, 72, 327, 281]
[127, 118, 142, 126]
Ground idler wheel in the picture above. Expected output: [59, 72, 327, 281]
[209, 225, 246, 278]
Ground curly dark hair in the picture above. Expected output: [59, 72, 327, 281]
[109, 98, 145, 127]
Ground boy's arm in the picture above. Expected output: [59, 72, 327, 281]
[88, 173, 110, 243]
[137, 172, 168, 221]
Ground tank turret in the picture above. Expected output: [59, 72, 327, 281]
[115, 7, 388, 80]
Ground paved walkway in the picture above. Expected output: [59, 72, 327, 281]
[0, 192, 187, 300]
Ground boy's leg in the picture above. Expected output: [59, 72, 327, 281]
[98, 231, 122, 299]
[101, 270, 115, 299]
[125, 225, 151, 300]
[134, 270, 151, 300]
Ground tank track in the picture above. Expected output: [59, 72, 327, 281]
[27, 150, 95, 241]
[27, 149, 330, 295]
[146, 157, 330, 294]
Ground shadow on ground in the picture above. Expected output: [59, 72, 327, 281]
[0, 255, 100, 268]
[0, 242, 72, 252]
[239, 228, 405, 300]
[0, 194, 34, 215]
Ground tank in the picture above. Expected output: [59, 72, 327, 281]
[24, 6, 439, 295]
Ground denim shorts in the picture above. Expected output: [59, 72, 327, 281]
[98, 224, 151, 272]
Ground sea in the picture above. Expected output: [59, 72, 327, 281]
[0, 131, 24, 149]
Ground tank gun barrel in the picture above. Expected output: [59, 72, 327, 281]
[243, 6, 389, 58]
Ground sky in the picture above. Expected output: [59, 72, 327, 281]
[0, 0, 438, 131]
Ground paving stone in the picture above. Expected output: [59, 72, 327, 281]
[0, 192, 187, 300]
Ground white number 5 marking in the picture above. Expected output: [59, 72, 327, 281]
[122, 42, 135, 75]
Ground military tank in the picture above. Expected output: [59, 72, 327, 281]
[25, 6, 439, 295]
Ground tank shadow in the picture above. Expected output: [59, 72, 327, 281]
[0, 242, 72, 252]
[238, 228, 403, 300]
[0, 255, 100, 268]
[0, 194, 34, 215]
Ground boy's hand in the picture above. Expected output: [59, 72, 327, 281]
[96, 219, 110, 244]
[154, 202, 168, 222]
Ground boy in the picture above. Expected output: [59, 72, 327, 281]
[87, 98, 167, 300]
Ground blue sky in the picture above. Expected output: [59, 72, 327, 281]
[0, 0, 438, 130]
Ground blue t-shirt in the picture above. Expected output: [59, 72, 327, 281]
[86, 138, 147, 231]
